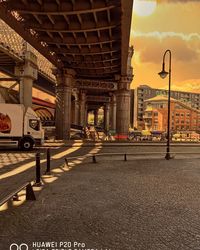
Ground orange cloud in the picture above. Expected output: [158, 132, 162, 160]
[131, 1, 200, 92]
[158, 0, 200, 2]
[133, 32, 200, 64]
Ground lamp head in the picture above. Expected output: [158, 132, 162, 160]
[158, 70, 168, 79]
[158, 62, 168, 79]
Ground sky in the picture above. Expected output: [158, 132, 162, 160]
[130, 0, 200, 93]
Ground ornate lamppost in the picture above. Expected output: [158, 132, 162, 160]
[158, 49, 172, 160]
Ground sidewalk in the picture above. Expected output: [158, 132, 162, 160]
[1, 157, 200, 250]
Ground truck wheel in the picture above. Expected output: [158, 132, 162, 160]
[20, 138, 34, 151]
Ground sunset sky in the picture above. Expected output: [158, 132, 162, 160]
[130, 0, 200, 93]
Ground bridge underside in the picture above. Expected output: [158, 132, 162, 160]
[0, 0, 134, 139]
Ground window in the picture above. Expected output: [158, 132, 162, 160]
[176, 113, 180, 117]
[29, 119, 40, 131]
[181, 120, 184, 124]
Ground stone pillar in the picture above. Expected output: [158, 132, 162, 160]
[94, 109, 99, 126]
[85, 104, 88, 126]
[104, 103, 110, 132]
[116, 77, 131, 137]
[71, 98, 75, 124]
[54, 68, 75, 140]
[74, 99, 80, 125]
[79, 91, 86, 127]
[15, 50, 38, 108]
[71, 89, 79, 125]
[109, 95, 117, 131]
[71, 93, 79, 125]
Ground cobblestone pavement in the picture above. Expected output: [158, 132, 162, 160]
[0, 142, 103, 200]
[1, 152, 200, 250]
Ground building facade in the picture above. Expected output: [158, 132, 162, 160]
[134, 85, 200, 129]
[143, 96, 200, 133]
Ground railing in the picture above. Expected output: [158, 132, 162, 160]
[65, 151, 200, 165]
[0, 182, 36, 207]
[0, 148, 51, 208]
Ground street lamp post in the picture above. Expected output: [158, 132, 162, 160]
[158, 49, 172, 160]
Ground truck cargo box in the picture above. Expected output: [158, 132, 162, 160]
[0, 104, 24, 137]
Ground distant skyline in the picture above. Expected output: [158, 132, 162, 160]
[130, 0, 200, 93]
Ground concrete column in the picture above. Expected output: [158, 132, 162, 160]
[15, 51, 38, 108]
[94, 109, 99, 126]
[79, 92, 86, 127]
[55, 69, 75, 140]
[109, 95, 117, 131]
[104, 103, 110, 132]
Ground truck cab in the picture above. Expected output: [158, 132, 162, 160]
[20, 107, 44, 150]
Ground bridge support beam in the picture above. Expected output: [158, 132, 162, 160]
[54, 69, 75, 140]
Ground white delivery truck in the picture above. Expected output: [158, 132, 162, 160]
[0, 104, 44, 150]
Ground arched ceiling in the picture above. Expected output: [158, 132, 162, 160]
[0, 0, 133, 80]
